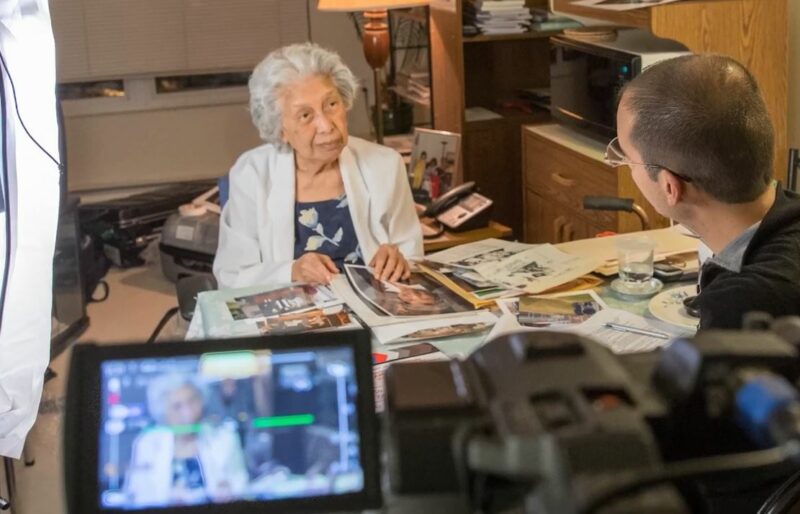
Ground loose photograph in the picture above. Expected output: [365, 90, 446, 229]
[517, 292, 604, 327]
[226, 284, 337, 320]
[408, 128, 461, 204]
[345, 265, 474, 317]
[400, 322, 493, 342]
[256, 309, 354, 335]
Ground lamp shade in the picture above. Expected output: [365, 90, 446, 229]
[317, 0, 429, 11]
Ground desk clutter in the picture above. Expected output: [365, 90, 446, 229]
[191, 228, 700, 358]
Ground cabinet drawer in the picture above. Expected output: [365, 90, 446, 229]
[523, 130, 618, 226]
[524, 188, 612, 244]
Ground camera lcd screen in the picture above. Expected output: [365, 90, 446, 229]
[97, 347, 362, 510]
[65, 331, 377, 514]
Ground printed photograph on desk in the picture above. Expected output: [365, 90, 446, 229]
[227, 284, 338, 320]
[427, 238, 531, 269]
[474, 244, 601, 294]
[407, 128, 461, 204]
[518, 290, 606, 328]
[256, 307, 357, 335]
[345, 265, 473, 317]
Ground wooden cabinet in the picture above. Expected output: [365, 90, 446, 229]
[524, 189, 606, 243]
[427, 0, 789, 235]
[522, 124, 669, 244]
[549, 0, 788, 183]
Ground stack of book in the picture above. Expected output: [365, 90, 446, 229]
[463, 0, 532, 36]
[529, 8, 583, 31]
[394, 70, 430, 105]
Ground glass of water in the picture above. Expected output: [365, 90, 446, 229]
[615, 236, 657, 293]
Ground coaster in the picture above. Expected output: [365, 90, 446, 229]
[610, 277, 663, 298]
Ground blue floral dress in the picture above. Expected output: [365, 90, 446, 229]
[294, 194, 363, 270]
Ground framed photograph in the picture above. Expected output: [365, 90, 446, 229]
[407, 128, 461, 204]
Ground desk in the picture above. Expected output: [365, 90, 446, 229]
[422, 221, 513, 253]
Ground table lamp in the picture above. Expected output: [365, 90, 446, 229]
[317, 0, 429, 144]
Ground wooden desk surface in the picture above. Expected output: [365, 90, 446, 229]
[423, 221, 513, 253]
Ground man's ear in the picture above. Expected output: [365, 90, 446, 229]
[659, 170, 683, 207]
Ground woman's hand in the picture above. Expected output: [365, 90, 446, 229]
[370, 244, 411, 282]
[292, 253, 339, 284]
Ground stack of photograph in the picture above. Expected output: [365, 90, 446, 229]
[330, 238, 600, 345]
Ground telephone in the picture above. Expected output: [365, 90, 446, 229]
[422, 181, 493, 232]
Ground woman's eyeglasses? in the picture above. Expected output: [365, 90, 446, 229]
[604, 137, 693, 183]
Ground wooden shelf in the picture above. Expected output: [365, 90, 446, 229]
[463, 29, 562, 44]
[390, 86, 431, 109]
[552, 0, 651, 29]
[465, 106, 551, 127]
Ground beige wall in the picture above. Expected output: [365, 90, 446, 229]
[65, 1, 375, 192]
[790, 0, 799, 148]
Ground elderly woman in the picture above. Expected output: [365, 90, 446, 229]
[124, 375, 249, 507]
[214, 43, 423, 289]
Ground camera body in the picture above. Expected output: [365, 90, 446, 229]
[384, 325, 800, 514]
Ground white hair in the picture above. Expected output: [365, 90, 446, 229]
[249, 42, 359, 148]
[146, 374, 206, 426]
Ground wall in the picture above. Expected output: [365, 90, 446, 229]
[64, 1, 375, 192]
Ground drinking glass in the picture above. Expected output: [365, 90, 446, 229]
[616, 236, 655, 289]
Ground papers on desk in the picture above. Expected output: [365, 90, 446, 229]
[556, 226, 699, 276]
[427, 238, 531, 268]
[473, 244, 600, 294]
[486, 301, 693, 355]
[196, 283, 360, 338]
[331, 266, 492, 333]
[574, 309, 692, 354]
[371, 311, 498, 345]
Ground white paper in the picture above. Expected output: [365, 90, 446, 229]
[484, 307, 693, 356]
[426, 238, 531, 269]
[574, 308, 693, 354]
[371, 311, 498, 345]
[474, 244, 601, 294]
[570, 0, 682, 11]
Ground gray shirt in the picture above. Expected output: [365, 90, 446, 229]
[707, 221, 762, 273]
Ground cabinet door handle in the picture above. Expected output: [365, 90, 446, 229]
[550, 172, 577, 188]
[553, 216, 566, 243]
[564, 222, 575, 241]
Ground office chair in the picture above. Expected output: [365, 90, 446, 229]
[583, 196, 650, 231]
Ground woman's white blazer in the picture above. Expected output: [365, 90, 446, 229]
[214, 136, 424, 289]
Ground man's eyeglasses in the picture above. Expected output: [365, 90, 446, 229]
[604, 137, 693, 183]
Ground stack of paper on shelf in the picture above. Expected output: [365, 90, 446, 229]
[196, 283, 360, 338]
[463, 0, 532, 35]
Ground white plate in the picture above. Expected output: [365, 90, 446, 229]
[648, 285, 699, 330]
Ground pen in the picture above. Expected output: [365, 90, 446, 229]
[603, 322, 670, 340]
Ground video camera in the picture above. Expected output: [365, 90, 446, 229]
[384, 316, 800, 514]
[63, 316, 800, 514]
